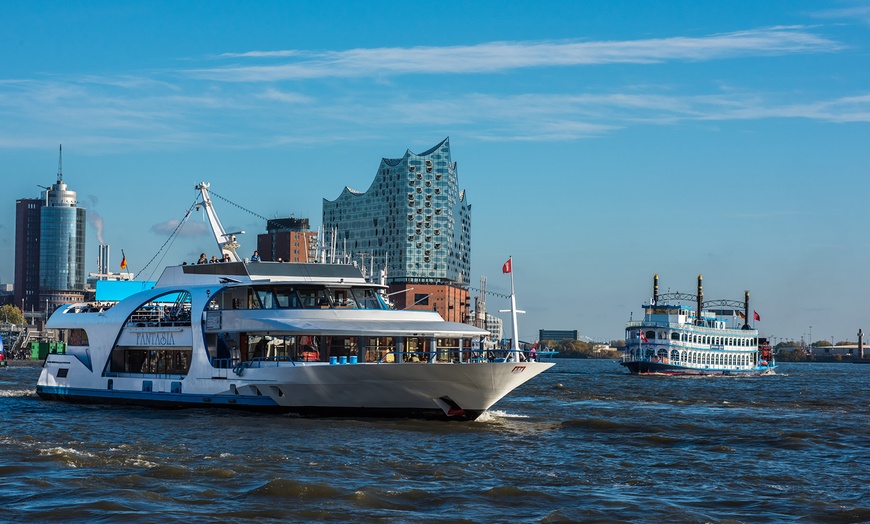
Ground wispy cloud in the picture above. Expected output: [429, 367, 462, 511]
[186, 27, 842, 82]
[811, 4, 870, 25]
[0, 26, 862, 148]
[151, 219, 209, 237]
[217, 50, 302, 59]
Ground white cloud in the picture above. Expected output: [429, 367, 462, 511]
[184, 27, 843, 82]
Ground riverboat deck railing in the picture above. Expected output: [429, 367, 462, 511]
[626, 320, 756, 336]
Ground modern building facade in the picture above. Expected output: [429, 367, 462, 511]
[14, 146, 87, 317]
[322, 138, 472, 321]
[539, 329, 579, 342]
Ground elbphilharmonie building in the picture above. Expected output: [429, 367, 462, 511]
[322, 137, 471, 287]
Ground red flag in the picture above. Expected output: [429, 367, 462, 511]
[753, 310, 761, 321]
[502, 258, 512, 274]
[640, 332, 648, 343]
[120, 256, 127, 270]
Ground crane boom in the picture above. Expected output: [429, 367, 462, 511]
[195, 182, 244, 262]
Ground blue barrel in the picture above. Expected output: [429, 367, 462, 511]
[329, 356, 337, 365]
[339, 356, 348, 365]
[349, 355, 358, 364]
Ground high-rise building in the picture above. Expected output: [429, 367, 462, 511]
[14, 198, 43, 312]
[322, 138, 472, 322]
[256, 217, 317, 262]
[14, 146, 87, 317]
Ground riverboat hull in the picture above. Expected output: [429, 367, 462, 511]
[620, 360, 775, 376]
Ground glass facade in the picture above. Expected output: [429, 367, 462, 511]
[322, 138, 471, 285]
[38, 177, 87, 312]
[39, 206, 86, 292]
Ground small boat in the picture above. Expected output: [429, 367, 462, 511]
[621, 274, 775, 376]
[36, 183, 553, 419]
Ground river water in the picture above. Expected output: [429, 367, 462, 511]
[1, 360, 868, 523]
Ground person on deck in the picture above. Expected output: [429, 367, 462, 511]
[250, 250, 260, 262]
[197, 253, 208, 264]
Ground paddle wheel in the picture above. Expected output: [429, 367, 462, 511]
[758, 337, 773, 365]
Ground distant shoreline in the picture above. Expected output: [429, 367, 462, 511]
[3, 360, 43, 367]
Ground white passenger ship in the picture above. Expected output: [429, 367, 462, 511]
[621, 275, 775, 376]
[36, 183, 553, 420]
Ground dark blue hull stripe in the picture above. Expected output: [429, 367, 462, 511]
[620, 361, 775, 376]
[35, 386, 482, 420]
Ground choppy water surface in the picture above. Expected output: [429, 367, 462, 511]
[1, 360, 868, 523]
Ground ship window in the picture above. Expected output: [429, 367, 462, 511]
[296, 288, 329, 308]
[110, 348, 193, 375]
[256, 289, 276, 309]
[125, 291, 192, 327]
[274, 287, 302, 309]
[366, 336, 395, 362]
[68, 328, 89, 346]
[56, 368, 69, 378]
[671, 332, 679, 340]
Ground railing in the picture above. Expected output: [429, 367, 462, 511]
[375, 349, 555, 364]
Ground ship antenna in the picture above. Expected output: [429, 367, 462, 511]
[57, 144, 63, 183]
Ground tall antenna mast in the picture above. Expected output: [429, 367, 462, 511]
[57, 144, 63, 183]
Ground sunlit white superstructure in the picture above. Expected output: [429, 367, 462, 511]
[36, 183, 552, 419]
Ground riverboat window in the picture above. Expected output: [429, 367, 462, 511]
[671, 332, 679, 340]
[645, 331, 655, 341]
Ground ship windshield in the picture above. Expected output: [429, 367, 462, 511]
[240, 285, 387, 310]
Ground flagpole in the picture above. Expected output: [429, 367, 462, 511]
[508, 256, 521, 362]
[498, 256, 524, 363]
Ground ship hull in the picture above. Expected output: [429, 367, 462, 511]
[37, 356, 553, 421]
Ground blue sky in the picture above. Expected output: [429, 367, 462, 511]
[2, 0, 870, 345]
